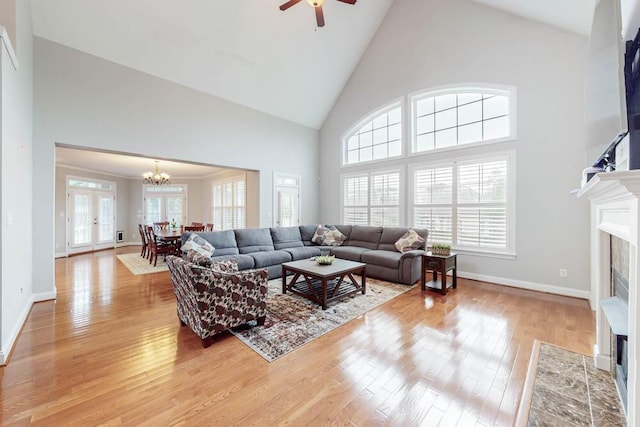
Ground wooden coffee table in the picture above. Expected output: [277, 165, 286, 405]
[281, 258, 366, 310]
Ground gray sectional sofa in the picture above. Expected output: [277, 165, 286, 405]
[180, 225, 429, 285]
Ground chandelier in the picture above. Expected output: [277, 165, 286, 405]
[143, 161, 171, 185]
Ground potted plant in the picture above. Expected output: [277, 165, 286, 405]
[170, 218, 178, 230]
[431, 243, 451, 256]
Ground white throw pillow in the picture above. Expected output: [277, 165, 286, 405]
[394, 229, 426, 253]
[323, 226, 346, 246]
[181, 233, 215, 257]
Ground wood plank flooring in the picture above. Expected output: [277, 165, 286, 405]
[0, 247, 595, 426]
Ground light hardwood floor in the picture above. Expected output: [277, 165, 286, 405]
[0, 247, 595, 426]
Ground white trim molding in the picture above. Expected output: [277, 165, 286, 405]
[0, 25, 18, 70]
[457, 270, 590, 300]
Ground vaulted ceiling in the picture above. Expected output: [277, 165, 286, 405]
[30, 0, 596, 133]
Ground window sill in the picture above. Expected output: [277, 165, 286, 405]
[452, 248, 517, 260]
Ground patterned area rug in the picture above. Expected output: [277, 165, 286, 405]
[230, 278, 414, 362]
[116, 253, 169, 275]
[517, 341, 626, 426]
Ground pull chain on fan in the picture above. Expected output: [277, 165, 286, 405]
[279, 0, 357, 28]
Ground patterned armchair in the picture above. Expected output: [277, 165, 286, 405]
[166, 254, 269, 348]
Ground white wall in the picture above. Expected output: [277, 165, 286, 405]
[1, 0, 34, 364]
[320, 0, 591, 296]
[585, 0, 627, 163]
[33, 38, 320, 296]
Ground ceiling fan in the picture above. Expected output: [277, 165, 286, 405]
[279, 0, 357, 28]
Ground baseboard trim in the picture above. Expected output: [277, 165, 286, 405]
[34, 289, 57, 302]
[55, 252, 68, 258]
[117, 242, 141, 248]
[1, 295, 34, 366]
[593, 344, 611, 370]
[457, 270, 590, 300]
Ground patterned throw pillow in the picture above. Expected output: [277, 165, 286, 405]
[311, 224, 329, 245]
[323, 226, 346, 246]
[394, 229, 426, 253]
[186, 249, 213, 267]
[181, 233, 215, 257]
[211, 259, 239, 273]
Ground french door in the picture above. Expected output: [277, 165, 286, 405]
[273, 173, 300, 227]
[143, 185, 188, 226]
[68, 186, 116, 254]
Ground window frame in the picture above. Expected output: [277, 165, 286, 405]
[409, 84, 517, 157]
[340, 168, 404, 227]
[409, 150, 516, 257]
[341, 99, 405, 167]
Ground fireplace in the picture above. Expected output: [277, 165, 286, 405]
[577, 170, 640, 426]
[607, 235, 629, 410]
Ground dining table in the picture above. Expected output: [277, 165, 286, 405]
[154, 229, 183, 254]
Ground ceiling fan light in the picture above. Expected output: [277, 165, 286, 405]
[306, 0, 324, 7]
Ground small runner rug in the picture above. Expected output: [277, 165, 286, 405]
[516, 341, 626, 426]
[230, 278, 414, 362]
[117, 253, 169, 275]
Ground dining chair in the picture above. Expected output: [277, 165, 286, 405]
[205, 223, 214, 231]
[191, 222, 203, 227]
[145, 226, 174, 266]
[138, 224, 149, 258]
[184, 225, 205, 232]
[153, 221, 169, 231]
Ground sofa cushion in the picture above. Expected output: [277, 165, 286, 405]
[379, 227, 428, 252]
[361, 250, 403, 269]
[394, 229, 426, 253]
[324, 226, 346, 246]
[299, 224, 318, 246]
[346, 225, 383, 249]
[330, 246, 371, 262]
[284, 246, 322, 261]
[181, 233, 215, 256]
[250, 250, 292, 268]
[235, 228, 275, 254]
[270, 227, 304, 250]
[210, 254, 255, 270]
[183, 230, 239, 256]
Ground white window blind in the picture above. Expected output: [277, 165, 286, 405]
[342, 170, 401, 226]
[212, 175, 246, 230]
[412, 155, 512, 253]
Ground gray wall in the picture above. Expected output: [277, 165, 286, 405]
[319, 0, 591, 295]
[1, 0, 34, 363]
[34, 38, 320, 295]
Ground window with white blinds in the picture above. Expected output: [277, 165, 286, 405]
[411, 154, 513, 253]
[342, 170, 402, 226]
[212, 175, 246, 230]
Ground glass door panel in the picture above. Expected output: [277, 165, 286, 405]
[96, 193, 115, 246]
[71, 191, 92, 248]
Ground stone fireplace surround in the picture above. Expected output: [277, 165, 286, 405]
[578, 170, 640, 426]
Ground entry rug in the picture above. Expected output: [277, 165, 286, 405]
[117, 253, 169, 275]
[516, 341, 626, 426]
[230, 278, 414, 362]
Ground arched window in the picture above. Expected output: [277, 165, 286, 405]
[411, 86, 515, 153]
[343, 102, 402, 166]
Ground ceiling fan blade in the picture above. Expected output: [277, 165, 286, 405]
[336, 0, 357, 4]
[279, 0, 303, 11]
[315, 5, 325, 27]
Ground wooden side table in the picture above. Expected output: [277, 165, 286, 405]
[421, 252, 457, 295]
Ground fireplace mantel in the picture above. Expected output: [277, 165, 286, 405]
[577, 170, 639, 425]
